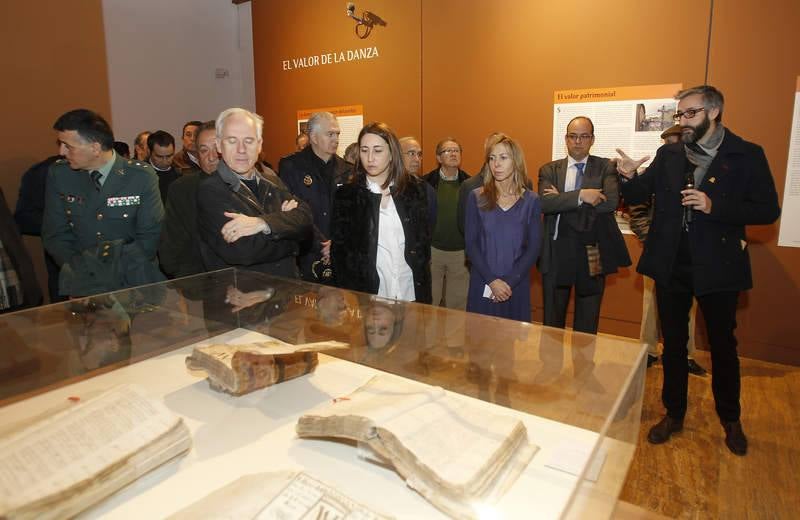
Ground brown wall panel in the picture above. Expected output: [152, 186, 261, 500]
[252, 0, 422, 166]
[706, 0, 800, 364]
[1, 0, 111, 302]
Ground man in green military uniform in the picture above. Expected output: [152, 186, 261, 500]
[42, 109, 165, 298]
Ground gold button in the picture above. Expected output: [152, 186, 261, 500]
[66, 209, 72, 215]
[123, 213, 128, 218]
[102, 252, 109, 257]
[103, 244, 110, 249]
[97, 213, 103, 220]
[68, 222, 74, 227]
[96, 231, 102, 236]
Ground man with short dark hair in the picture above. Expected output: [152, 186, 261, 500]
[423, 138, 470, 309]
[160, 121, 218, 278]
[539, 116, 630, 333]
[197, 108, 312, 277]
[147, 130, 180, 202]
[172, 120, 202, 173]
[400, 137, 422, 177]
[42, 109, 164, 297]
[618, 85, 781, 455]
[279, 111, 350, 282]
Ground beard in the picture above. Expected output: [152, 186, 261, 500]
[681, 116, 711, 144]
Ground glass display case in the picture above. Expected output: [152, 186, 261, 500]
[0, 268, 646, 519]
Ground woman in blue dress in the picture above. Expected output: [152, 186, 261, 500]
[465, 133, 541, 321]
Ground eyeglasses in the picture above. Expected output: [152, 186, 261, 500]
[673, 106, 705, 122]
[438, 148, 461, 155]
[566, 134, 593, 142]
[404, 150, 422, 158]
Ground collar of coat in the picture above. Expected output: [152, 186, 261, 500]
[217, 160, 280, 193]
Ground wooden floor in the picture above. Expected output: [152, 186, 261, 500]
[619, 350, 800, 519]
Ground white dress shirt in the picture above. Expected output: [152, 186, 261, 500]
[367, 179, 415, 301]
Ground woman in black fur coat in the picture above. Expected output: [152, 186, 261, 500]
[331, 122, 435, 303]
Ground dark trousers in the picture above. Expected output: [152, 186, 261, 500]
[542, 272, 605, 334]
[656, 285, 740, 422]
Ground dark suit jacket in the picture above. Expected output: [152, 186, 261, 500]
[159, 171, 211, 278]
[621, 130, 780, 295]
[538, 155, 630, 277]
[196, 161, 313, 278]
[278, 147, 352, 280]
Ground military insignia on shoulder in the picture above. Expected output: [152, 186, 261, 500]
[107, 195, 141, 207]
[303, 174, 313, 186]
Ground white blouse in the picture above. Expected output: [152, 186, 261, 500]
[367, 179, 415, 301]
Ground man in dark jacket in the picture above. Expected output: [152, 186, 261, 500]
[539, 116, 630, 334]
[618, 85, 781, 456]
[279, 111, 351, 282]
[197, 108, 312, 278]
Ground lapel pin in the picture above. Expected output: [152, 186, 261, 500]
[709, 177, 716, 183]
[303, 174, 313, 186]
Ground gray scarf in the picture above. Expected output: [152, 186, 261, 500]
[684, 124, 725, 186]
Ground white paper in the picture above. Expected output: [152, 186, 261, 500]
[544, 441, 606, 482]
[483, 285, 493, 299]
[778, 80, 800, 247]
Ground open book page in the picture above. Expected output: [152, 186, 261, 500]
[0, 384, 189, 517]
[168, 471, 392, 520]
[297, 375, 537, 518]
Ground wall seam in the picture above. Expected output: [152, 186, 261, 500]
[704, 0, 714, 83]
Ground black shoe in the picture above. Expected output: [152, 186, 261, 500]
[647, 354, 659, 368]
[687, 358, 708, 376]
[722, 421, 748, 456]
[647, 416, 683, 444]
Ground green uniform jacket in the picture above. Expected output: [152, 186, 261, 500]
[42, 156, 165, 297]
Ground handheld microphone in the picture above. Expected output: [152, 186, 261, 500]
[683, 170, 694, 225]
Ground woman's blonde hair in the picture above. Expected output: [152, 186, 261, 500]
[480, 133, 529, 210]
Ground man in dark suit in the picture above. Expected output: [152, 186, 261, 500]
[538, 116, 630, 334]
[618, 85, 780, 456]
[196, 108, 312, 278]
[278, 112, 351, 282]
[147, 130, 181, 203]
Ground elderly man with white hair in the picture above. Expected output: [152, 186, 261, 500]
[196, 108, 312, 278]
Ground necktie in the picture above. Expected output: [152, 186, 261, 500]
[574, 162, 585, 190]
[90, 170, 102, 191]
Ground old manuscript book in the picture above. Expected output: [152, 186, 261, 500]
[168, 471, 391, 520]
[0, 384, 190, 520]
[296, 375, 537, 519]
[186, 338, 348, 396]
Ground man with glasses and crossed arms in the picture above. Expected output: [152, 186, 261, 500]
[617, 85, 780, 455]
[539, 116, 630, 333]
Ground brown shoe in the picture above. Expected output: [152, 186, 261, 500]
[722, 421, 748, 456]
[647, 416, 683, 444]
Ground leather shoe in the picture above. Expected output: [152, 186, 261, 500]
[687, 358, 708, 376]
[646, 354, 658, 368]
[647, 416, 683, 444]
[722, 421, 748, 456]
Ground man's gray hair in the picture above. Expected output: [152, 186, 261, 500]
[676, 85, 724, 123]
[215, 108, 264, 140]
[306, 112, 337, 136]
[399, 136, 420, 146]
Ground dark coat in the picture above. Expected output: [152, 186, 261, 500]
[42, 155, 165, 297]
[278, 146, 352, 281]
[196, 161, 313, 278]
[158, 170, 211, 278]
[621, 130, 780, 295]
[0, 188, 42, 310]
[538, 155, 630, 277]
[331, 175, 434, 303]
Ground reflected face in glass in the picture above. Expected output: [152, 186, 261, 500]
[437, 141, 461, 169]
[401, 139, 422, 176]
[317, 289, 347, 326]
[196, 129, 220, 174]
[360, 133, 392, 178]
[365, 305, 395, 349]
[565, 118, 594, 161]
[150, 143, 175, 170]
[182, 124, 200, 152]
[488, 142, 514, 183]
[311, 119, 341, 157]
[217, 114, 263, 175]
[678, 93, 711, 144]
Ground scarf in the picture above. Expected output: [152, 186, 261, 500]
[684, 123, 725, 186]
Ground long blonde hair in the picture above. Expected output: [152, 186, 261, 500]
[479, 133, 528, 210]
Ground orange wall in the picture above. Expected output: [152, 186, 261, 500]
[252, 0, 422, 165]
[252, 0, 800, 364]
[1, 0, 112, 302]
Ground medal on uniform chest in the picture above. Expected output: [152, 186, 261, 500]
[303, 175, 313, 186]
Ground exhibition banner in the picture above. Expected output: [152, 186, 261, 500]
[777, 77, 800, 248]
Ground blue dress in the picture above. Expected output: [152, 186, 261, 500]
[465, 188, 542, 321]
